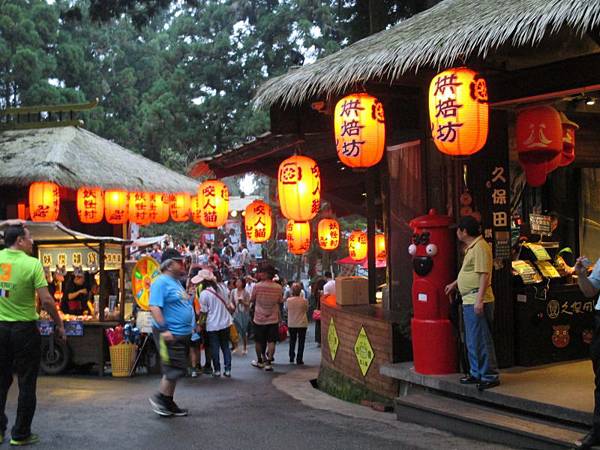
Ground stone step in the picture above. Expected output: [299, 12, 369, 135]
[395, 392, 592, 450]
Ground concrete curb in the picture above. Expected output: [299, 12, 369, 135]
[272, 366, 398, 424]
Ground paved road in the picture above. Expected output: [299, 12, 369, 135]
[4, 329, 512, 450]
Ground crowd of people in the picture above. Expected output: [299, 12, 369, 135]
[145, 238, 331, 418]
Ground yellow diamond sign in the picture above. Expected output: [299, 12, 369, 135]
[327, 317, 339, 361]
[354, 327, 374, 376]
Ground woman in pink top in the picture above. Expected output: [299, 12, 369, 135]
[285, 283, 308, 364]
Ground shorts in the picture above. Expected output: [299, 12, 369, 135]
[253, 322, 279, 345]
[152, 328, 191, 380]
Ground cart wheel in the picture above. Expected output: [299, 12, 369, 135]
[40, 338, 70, 375]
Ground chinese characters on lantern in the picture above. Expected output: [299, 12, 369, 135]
[245, 200, 272, 243]
[77, 187, 104, 224]
[29, 182, 60, 222]
[429, 68, 488, 156]
[198, 180, 229, 228]
[317, 219, 340, 250]
[348, 231, 368, 261]
[334, 93, 385, 168]
[278, 155, 321, 222]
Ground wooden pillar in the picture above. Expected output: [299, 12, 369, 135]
[366, 166, 377, 304]
[119, 245, 126, 322]
[98, 242, 106, 321]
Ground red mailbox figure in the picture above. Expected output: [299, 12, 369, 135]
[408, 209, 457, 374]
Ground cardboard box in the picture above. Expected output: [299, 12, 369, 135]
[335, 276, 369, 306]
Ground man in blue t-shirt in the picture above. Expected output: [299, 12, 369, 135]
[148, 248, 195, 417]
[574, 256, 600, 449]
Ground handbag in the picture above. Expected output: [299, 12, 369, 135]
[278, 322, 288, 342]
[312, 309, 321, 321]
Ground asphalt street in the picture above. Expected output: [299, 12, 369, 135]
[3, 328, 513, 450]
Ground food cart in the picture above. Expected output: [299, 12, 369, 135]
[29, 221, 130, 375]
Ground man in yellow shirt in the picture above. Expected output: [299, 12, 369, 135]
[445, 216, 499, 391]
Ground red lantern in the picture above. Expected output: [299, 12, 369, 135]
[334, 93, 385, 168]
[129, 192, 150, 225]
[148, 193, 170, 224]
[105, 190, 129, 224]
[245, 200, 272, 243]
[76, 187, 104, 224]
[286, 220, 311, 255]
[516, 106, 563, 187]
[198, 180, 229, 228]
[348, 230, 367, 261]
[429, 67, 488, 156]
[278, 155, 321, 222]
[317, 218, 340, 250]
[375, 233, 386, 261]
[29, 182, 60, 222]
[170, 193, 191, 222]
[559, 112, 579, 167]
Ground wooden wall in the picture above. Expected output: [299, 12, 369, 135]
[321, 297, 399, 399]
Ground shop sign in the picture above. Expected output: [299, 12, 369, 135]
[485, 165, 511, 261]
[327, 317, 339, 361]
[354, 327, 374, 377]
[39, 245, 121, 271]
[546, 298, 593, 319]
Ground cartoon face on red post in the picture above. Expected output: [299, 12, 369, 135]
[408, 231, 438, 276]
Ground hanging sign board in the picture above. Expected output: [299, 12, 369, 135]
[38, 244, 122, 271]
[530, 214, 553, 235]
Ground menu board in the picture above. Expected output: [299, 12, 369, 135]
[523, 243, 551, 261]
[512, 260, 543, 284]
[535, 260, 561, 279]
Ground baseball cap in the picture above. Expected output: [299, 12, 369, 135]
[191, 269, 216, 285]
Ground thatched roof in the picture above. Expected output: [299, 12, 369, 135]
[0, 126, 198, 194]
[255, 0, 600, 108]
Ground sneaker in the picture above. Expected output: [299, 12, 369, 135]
[166, 399, 188, 417]
[202, 366, 213, 375]
[477, 379, 500, 391]
[264, 363, 273, 372]
[296, 360, 304, 365]
[224, 370, 231, 378]
[148, 394, 173, 417]
[10, 434, 40, 446]
[213, 370, 221, 377]
[459, 375, 479, 385]
[191, 369, 198, 378]
[251, 360, 265, 369]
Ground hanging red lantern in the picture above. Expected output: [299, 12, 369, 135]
[198, 180, 229, 228]
[278, 155, 320, 222]
[147, 193, 170, 224]
[559, 112, 579, 167]
[286, 220, 311, 255]
[170, 192, 191, 222]
[105, 190, 129, 224]
[76, 187, 104, 224]
[375, 233, 386, 261]
[516, 106, 563, 187]
[348, 230, 367, 261]
[245, 200, 272, 243]
[429, 67, 488, 157]
[334, 93, 385, 168]
[128, 192, 150, 225]
[29, 182, 60, 222]
[317, 218, 340, 250]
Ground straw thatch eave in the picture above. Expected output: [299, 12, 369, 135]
[0, 126, 198, 194]
[254, 0, 600, 108]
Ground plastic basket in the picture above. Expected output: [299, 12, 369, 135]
[109, 343, 137, 377]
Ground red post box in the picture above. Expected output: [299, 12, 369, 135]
[408, 209, 457, 374]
